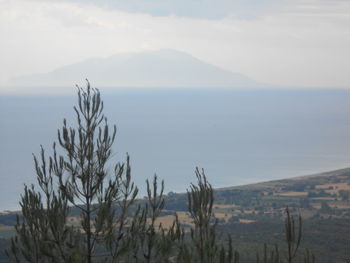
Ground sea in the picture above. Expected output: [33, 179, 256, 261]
[1, 88, 350, 211]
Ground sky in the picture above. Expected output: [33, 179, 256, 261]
[0, 0, 349, 90]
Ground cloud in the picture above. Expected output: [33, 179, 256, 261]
[27, 0, 284, 19]
[0, 0, 349, 89]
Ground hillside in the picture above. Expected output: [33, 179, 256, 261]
[2, 167, 350, 262]
[161, 167, 350, 262]
[163, 167, 350, 220]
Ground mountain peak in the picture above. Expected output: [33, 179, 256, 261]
[11, 49, 261, 88]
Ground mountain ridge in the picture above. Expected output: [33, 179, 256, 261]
[10, 49, 262, 88]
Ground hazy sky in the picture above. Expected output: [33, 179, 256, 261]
[0, 0, 349, 89]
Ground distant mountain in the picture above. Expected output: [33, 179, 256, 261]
[11, 49, 261, 88]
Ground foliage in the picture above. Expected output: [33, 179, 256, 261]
[176, 168, 239, 263]
[4, 82, 321, 263]
[6, 83, 178, 262]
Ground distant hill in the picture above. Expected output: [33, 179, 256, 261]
[10, 49, 261, 88]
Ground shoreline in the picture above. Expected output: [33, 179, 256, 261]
[218, 166, 350, 191]
[3, 166, 350, 214]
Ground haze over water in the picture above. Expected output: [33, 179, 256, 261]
[1, 88, 350, 211]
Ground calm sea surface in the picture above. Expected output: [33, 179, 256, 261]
[1, 88, 350, 211]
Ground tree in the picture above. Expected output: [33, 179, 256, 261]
[284, 207, 302, 263]
[177, 168, 239, 263]
[255, 207, 314, 263]
[6, 81, 314, 263]
[7, 82, 173, 262]
[7, 82, 194, 263]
